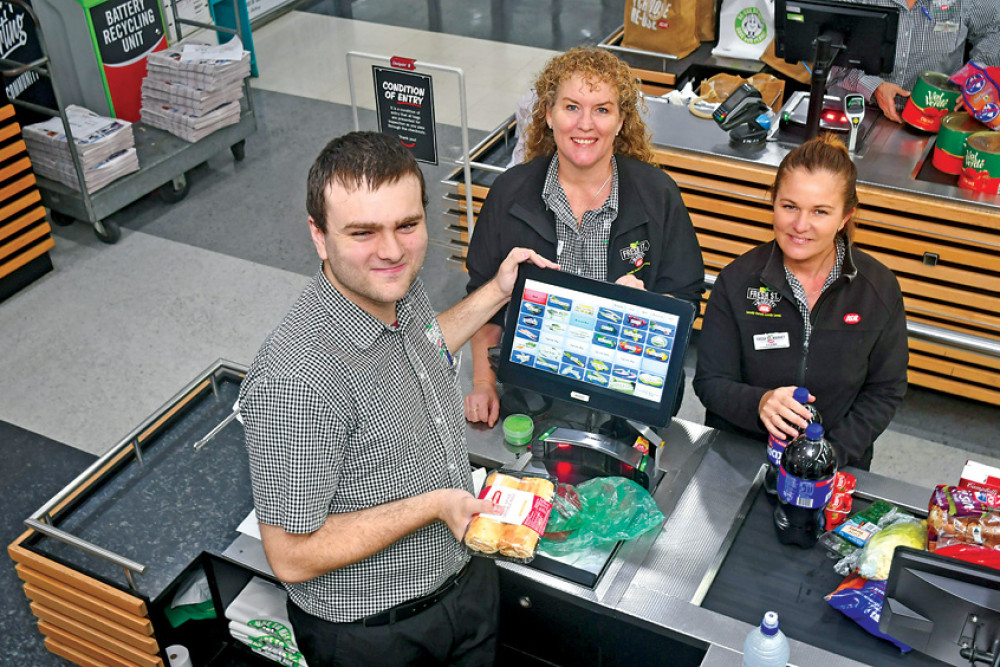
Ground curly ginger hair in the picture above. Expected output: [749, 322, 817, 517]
[524, 47, 653, 164]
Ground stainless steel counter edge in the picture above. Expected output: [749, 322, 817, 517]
[642, 95, 1000, 211]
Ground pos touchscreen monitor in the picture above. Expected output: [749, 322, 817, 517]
[497, 265, 696, 428]
[881, 547, 1000, 666]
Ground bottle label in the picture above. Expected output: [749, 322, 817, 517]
[766, 434, 787, 466]
[777, 467, 835, 509]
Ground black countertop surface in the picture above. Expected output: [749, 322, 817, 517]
[31, 376, 253, 603]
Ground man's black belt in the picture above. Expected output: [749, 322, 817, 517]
[358, 561, 470, 627]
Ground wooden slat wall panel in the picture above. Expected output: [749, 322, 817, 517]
[45, 637, 115, 667]
[30, 600, 159, 654]
[39, 621, 162, 667]
[17, 566, 154, 635]
[8, 538, 148, 616]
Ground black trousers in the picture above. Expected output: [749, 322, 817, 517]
[287, 557, 498, 667]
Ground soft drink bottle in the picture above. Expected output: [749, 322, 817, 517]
[773, 423, 836, 548]
[742, 611, 790, 667]
[764, 387, 822, 495]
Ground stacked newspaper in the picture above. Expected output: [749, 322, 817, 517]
[22, 105, 139, 193]
[141, 39, 250, 142]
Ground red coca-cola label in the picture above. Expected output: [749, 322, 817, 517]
[390, 56, 416, 70]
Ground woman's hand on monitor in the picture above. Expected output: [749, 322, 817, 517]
[614, 274, 645, 290]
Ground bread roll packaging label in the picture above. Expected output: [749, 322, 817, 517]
[960, 460, 1000, 494]
[476, 486, 552, 534]
[464, 472, 556, 562]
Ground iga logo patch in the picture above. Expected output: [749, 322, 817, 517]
[844, 313, 861, 324]
[747, 286, 782, 314]
[620, 240, 650, 267]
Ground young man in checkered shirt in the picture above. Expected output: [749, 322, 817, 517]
[239, 132, 556, 665]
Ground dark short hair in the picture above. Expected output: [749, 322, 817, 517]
[306, 132, 427, 233]
[771, 134, 859, 240]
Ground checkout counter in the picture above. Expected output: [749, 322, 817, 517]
[8, 359, 961, 667]
[443, 68, 1000, 408]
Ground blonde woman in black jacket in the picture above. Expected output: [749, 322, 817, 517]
[694, 135, 908, 469]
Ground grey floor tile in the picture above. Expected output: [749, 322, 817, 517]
[102, 89, 485, 278]
[0, 228, 309, 454]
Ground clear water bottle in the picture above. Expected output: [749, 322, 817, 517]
[764, 387, 821, 495]
[773, 423, 836, 548]
[742, 611, 790, 667]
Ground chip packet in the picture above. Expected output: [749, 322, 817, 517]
[825, 573, 913, 652]
[949, 62, 1000, 130]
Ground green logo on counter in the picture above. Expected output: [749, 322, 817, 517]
[735, 7, 768, 44]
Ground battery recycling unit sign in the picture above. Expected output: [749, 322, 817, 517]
[87, 0, 168, 121]
[373, 64, 437, 164]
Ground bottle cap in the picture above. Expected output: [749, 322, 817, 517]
[761, 611, 780, 636]
[793, 386, 810, 404]
[805, 422, 824, 440]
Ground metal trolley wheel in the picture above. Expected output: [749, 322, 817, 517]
[156, 173, 190, 204]
[231, 140, 246, 161]
[93, 219, 121, 244]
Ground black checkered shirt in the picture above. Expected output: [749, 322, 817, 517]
[542, 154, 620, 281]
[239, 269, 470, 623]
[832, 0, 1000, 97]
[784, 237, 846, 351]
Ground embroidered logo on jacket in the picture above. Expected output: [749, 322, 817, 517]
[620, 240, 650, 272]
[746, 287, 782, 316]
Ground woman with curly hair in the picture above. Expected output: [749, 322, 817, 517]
[463, 46, 703, 427]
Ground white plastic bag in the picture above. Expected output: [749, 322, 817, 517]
[711, 0, 774, 60]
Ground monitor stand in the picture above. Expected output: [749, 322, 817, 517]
[804, 30, 846, 141]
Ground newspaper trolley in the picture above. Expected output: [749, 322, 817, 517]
[0, 0, 256, 244]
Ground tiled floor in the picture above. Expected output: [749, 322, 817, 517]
[2, 2, 999, 665]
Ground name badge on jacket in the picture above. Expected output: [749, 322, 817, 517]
[753, 332, 790, 350]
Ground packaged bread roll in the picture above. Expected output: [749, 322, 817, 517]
[498, 476, 556, 558]
[464, 472, 556, 561]
[464, 473, 520, 554]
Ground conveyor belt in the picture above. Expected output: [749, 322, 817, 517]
[701, 488, 948, 666]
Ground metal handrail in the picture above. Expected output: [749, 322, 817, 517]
[23, 360, 247, 591]
[24, 519, 147, 592]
